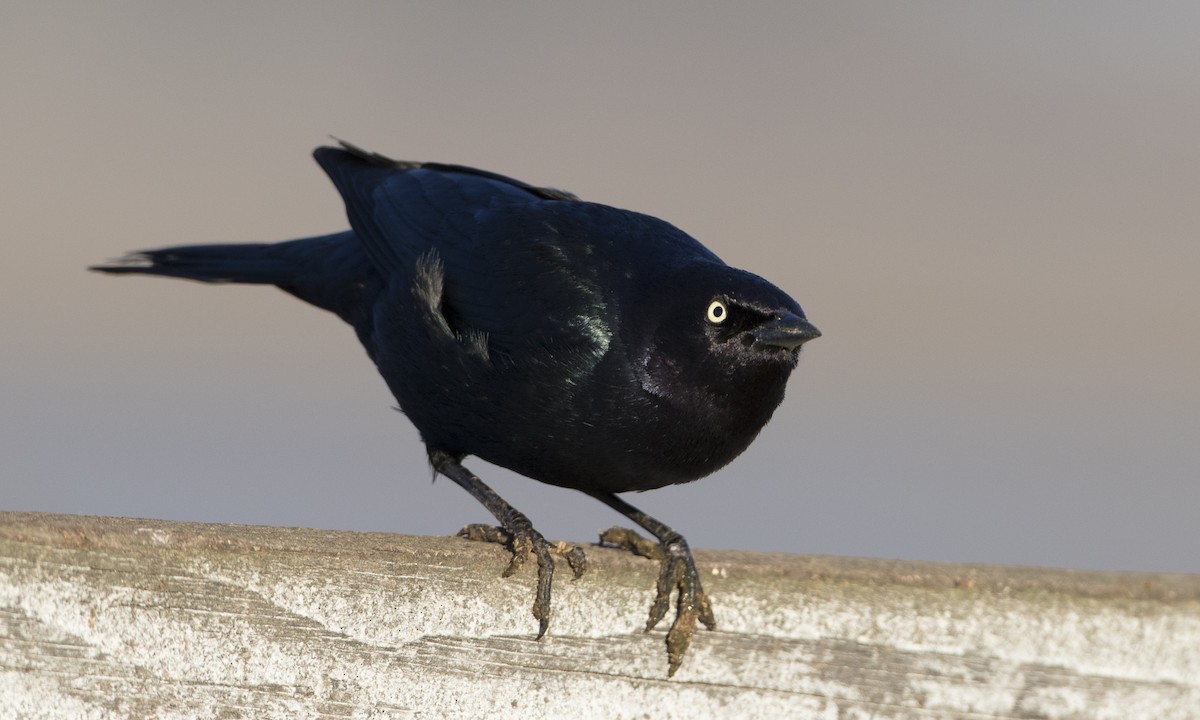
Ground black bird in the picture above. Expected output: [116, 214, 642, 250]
[92, 141, 820, 676]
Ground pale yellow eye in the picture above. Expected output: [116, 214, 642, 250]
[706, 300, 727, 324]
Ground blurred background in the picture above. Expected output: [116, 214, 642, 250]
[3, 2, 1197, 574]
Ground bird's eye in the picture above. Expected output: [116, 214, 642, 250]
[706, 299, 727, 324]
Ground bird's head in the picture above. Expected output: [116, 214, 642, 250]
[628, 261, 819, 424]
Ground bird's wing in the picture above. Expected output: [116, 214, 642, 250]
[313, 142, 617, 358]
[313, 142, 567, 273]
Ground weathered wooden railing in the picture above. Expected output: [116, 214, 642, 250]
[1, 512, 1197, 718]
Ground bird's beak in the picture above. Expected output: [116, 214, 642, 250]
[755, 311, 821, 350]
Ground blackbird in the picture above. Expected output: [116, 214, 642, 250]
[92, 141, 820, 676]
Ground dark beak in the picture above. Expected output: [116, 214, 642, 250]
[755, 311, 821, 350]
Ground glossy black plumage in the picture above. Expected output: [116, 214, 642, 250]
[92, 141, 820, 676]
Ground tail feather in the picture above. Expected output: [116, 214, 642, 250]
[90, 243, 294, 285]
[90, 232, 377, 331]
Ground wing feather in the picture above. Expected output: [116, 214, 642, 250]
[313, 143, 615, 360]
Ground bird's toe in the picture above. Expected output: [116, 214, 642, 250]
[458, 521, 589, 637]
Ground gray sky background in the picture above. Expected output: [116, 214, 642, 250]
[3, 2, 1197, 574]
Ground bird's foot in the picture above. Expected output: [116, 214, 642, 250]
[599, 526, 716, 676]
[459, 523, 588, 637]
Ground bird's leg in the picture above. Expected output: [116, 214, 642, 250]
[591, 492, 716, 677]
[430, 451, 587, 637]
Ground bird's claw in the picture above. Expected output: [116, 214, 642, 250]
[459, 523, 587, 637]
[599, 526, 664, 560]
[600, 526, 716, 676]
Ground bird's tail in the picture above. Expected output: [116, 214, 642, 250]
[90, 242, 299, 285]
[90, 232, 373, 325]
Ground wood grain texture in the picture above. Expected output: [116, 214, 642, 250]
[2, 511, 1198, 719]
